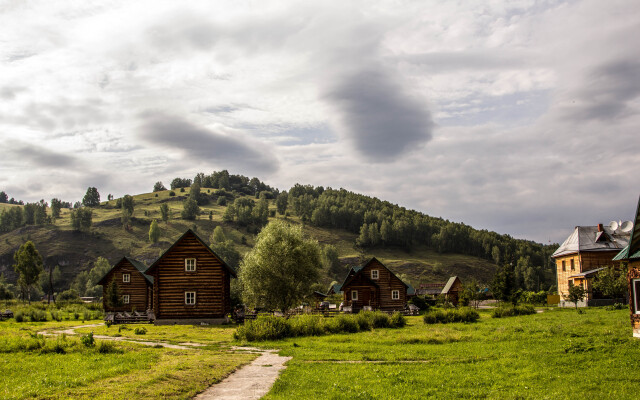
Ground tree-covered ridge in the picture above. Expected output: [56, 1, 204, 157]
[170, 170, 277, 198]
[285, 185, 557, 290]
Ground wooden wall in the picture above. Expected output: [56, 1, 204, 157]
[343, 259, 407, 311]
[101, 259, 151, 312]
[148, 232, 231, 319]
[555, 251, 619, 300]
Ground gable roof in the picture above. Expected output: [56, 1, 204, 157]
[441, 276, 460, 294]
[144, 229, 237, 277]
[97, 256, 153, 286]
[340, 257, 409, 290]
[613, 196, 640, 261]
[552, 225, 629, 258]
[327, 283, 342, 295]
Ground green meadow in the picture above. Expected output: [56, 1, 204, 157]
[1, 307, 638, 399]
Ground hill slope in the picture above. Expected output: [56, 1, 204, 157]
[0, 187, 501, 292]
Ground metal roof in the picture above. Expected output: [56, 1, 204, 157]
[552, 225, 629, 258]
[568, 267, 605, 278]
[441, 276, 460, 294]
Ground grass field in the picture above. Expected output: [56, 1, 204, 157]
[2, 307, 638, 399]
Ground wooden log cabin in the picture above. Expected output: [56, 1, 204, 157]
[144, 229, 236, 323]
[98, 257, 153, 313]
[552, 223, 630, 303]
[340, 257, 409, 312]
[613, 196, 640, 338]
[441, 276, 462, 306]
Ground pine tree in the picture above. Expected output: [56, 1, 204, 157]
[149, 220, 160, 243]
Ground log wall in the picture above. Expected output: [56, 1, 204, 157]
[101, 259, 151, 312]
[628, 262, 640, 337]
[149, 232, 231, 319]
[343, 259, 407, 311]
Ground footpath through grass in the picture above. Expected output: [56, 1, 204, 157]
[248, 308, 640, 399]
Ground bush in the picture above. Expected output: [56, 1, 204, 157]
[326, 315, 360, 334]
[58, 289, 82, 303]
[81, 332, 95, 347]
[134, 327, 147, 335]
[389, 312, 406, 328]
[289, 315, 325, 337]
[29, 309, 47, 322]
[169, 191, 176, 197]
[423, 308, 479, 324]
[217, 197, 227, 206]
[605, 303, 626, 311]
[408, 296, 430, 313]
[491, 304, 536, 318]
[234, 316, 291, 341]
[97, 341, 121, 354]
[14, 311, 24, 322]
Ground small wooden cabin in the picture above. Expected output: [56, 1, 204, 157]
[441, 276, 462, 306]
[340, 257, 408, 312]
[98, 257, 153, 312]
[613, 197, 640, 338]
[144, 229, 236, 323]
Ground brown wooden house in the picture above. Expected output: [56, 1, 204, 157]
[98, 257, 153, 313]
[340, 257, 409, 312]
[613, 197, 640, 338]
[144, 229, 236, 323]
[441, 276, 462, 306]
[552, 223, 629, 303]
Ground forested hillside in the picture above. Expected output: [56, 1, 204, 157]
[0, 170, 558, 301]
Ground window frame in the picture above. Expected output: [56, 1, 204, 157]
[123, 273, 130, 283]
[633, 279, 640, 315]
[570, 259, 575, 271]
[561, 260, 566, 272]
[185, 291, 196, 305]
[391, 290, 400, 300]
[185, 258, 197, 272]
[351, 290, 358, 301]
[371, 270, 379, 280]
[122, 295, 130, 304]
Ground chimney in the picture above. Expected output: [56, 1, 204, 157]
[597, 223, 604, 232]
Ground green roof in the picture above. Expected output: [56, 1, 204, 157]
[613, 196, 640, 261]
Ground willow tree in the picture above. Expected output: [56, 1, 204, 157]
[240, 220, 321, 312]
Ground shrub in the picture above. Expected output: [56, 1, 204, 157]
[326, 315, 359, 334]
[58, 289, 82, 303]
[169, 191, 176, 196]
[74, 312, 80, 320]
[491, 304, 536, 318]
[289, 315, 325, 337]
[50, 311, 62, 322]
[14, 311, 24, 322]
[234, 316, 291, 341]
[217, 197, 227, 206]
[29, 309, 47, 322]
[423, 308, 480, 324]
[605, 303, 626, 311]
[389, 312, 406, 328]
[134, 327, 147, 335]
[81, 332, 95, 347]
[97, 341, 121, 354]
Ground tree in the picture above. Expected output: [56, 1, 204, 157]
[121, 195, 135, 229]
[182, 198, 199, 220]
[240, 220, 322, 312]
[70, 208, 92, 231]
[591, 265, 627, 299]
[149, 219, 160, 243]
[40, 265, 62, 304]
[50, 198, 62, 219]
[13, 241, 43, 304]
[491, 263, 515, 303]
[82, 187, 100, 207]
[104, 280, 123, 308]
[0, 191, 7, 203]
[159, 204, 170, 223]
[153, 181, 166, 192]
[567, 284, 586, 310]
[322, 244, 342, 279]
[459, 279, 482, 308]
[211, 226, 226, 244]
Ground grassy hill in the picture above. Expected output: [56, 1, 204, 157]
[0, 187, 498, 291]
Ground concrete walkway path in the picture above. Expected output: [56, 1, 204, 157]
[194, 347, 291, 400]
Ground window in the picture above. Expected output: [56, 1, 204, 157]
[185, 258, 196, 272]
[185, 291, 196, 305]
[570, 259, 575, 271]
[391, 290, 400, 300]
[123, 274, 130, 283]
[122, 295, 130, 304]
[561, 261, 566, 272]
[371, 270, 379, 280]
[351, 290, 358, 301]
[633, 279, 640, 315]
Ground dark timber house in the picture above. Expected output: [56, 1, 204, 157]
[98, 257, 153, 313]
[613, 196, 640, 338]
[340, 257, 409, 312]
[144, 229, 236, 324]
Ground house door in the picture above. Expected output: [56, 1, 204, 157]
[361, 289, 371, 306]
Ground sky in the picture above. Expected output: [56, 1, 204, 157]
[1, 0, 639, 244]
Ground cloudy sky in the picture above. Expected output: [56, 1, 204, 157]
[1, 0, 639, 243]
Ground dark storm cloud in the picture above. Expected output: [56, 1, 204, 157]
[561, 59, 640, 121]
[139, 114, 279, 174]
[7, 141, 77, 168]
[324, 66, 434, 161]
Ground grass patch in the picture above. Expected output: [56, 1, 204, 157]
[491, 304, 537, 318]
[423, 308, 480, 324]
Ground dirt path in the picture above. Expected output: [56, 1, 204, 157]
[194, 347, 291, 400]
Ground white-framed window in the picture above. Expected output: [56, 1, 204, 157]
[391, 290, 400, 300]
[185, 291, 196, 305]
[123, 274, 130, 283]
[122, 295, 130, 304]
[185, 258, 196, 272]
[351, 290, 358, 301]
[633, 279, 640, 315]
[371, 270, 379, 280]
